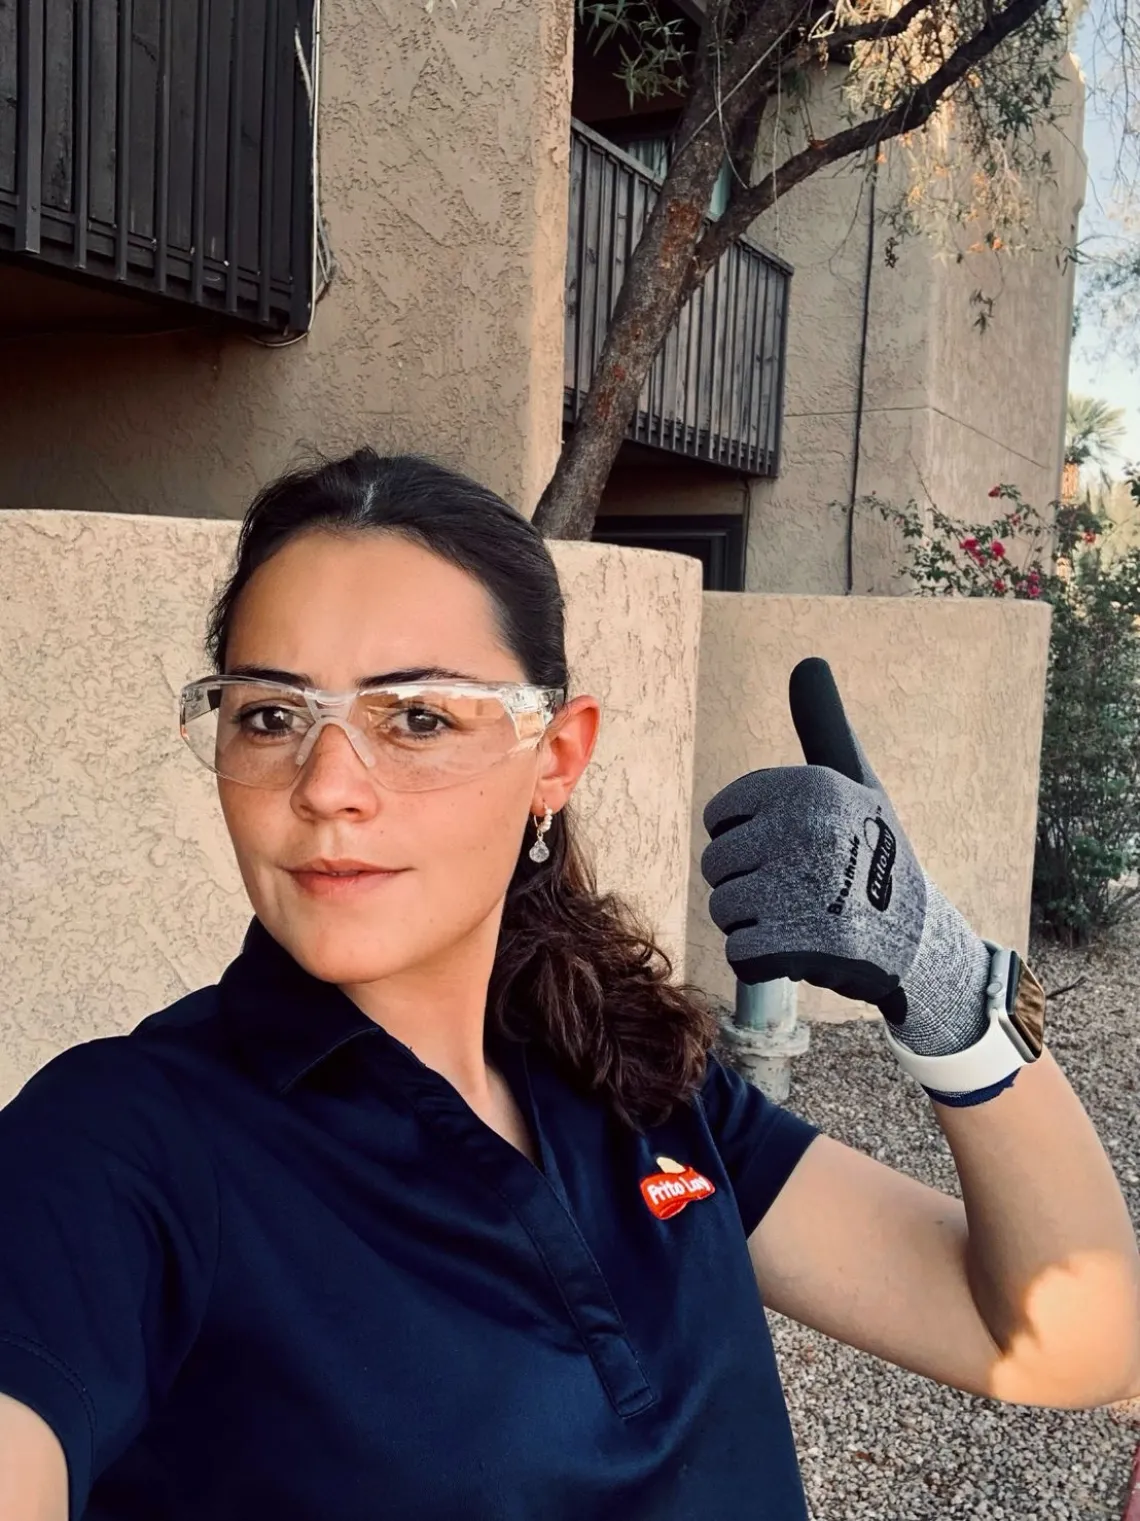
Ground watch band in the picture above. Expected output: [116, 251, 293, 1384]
[880, 942, 1043, 1096]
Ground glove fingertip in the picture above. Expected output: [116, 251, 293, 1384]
[788, 658, 871, 785]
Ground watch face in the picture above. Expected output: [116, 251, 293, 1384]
[1010, 960, 1046, 1058]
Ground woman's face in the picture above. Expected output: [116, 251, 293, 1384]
[218, 529, 599, 989]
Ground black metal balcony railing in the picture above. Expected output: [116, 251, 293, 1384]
[565, 120, 791, 476]
[1, 0, 314, 332]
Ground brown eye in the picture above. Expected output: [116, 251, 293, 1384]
[239, 705, 305, 739]
[381, 706, 453, 742]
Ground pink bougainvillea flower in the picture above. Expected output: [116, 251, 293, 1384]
[1026, 584, 1041, 598]
[988, 486, 1002, 498]
[1083, 531, 1097, 543]
[993, 578, 1007, 593]
[991, 541, 1006, 558]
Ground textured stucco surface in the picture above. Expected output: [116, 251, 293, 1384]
[0, 0, 572, 518]
[687, 594, 1052, 1022]
[0, 511, 702, 1104]
[743, 58, 1085, 596]
[550, 539, 703, 971]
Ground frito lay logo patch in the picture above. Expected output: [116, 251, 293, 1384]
[640, 1155, 716, 1219]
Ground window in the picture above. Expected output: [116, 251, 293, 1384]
[609, 131, 732, 219]
[591, 514, 747, 591]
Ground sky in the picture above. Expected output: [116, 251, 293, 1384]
[1067, 2, 1140, 465]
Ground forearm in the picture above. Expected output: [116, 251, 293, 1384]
[934, 1047, 1140, 1405]
[701, 658, 1140, 1405]
[0, 1393, 68, 1521]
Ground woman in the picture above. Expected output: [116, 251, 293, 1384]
[0, 450, 1137, 1521]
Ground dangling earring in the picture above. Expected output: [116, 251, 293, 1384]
[529, 805, 554, 863]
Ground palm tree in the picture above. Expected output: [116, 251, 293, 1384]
[1066, 394, 1128, 496]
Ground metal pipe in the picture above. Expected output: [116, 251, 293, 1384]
[722, 976, 809, 1104]
[75, 0, 91, 268]
[155, 0, 172, 292]
[225, 0, 245, 312]
[257, 0, 278, 324]
[15, 0, 44, 254]
[115, 0, 134, 280]
[190, 0, 211, 305]
[735, 976, 796, 1031]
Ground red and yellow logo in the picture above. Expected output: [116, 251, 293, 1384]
[640, 1155, 717, 1220]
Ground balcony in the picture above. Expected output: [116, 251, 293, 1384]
[0, 0, 314, 333]
[565, 119, 791, 476]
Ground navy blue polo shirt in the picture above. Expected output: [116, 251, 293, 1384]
[0, 918, 820, 1520]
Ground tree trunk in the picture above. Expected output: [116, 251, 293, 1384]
[533, 0, 1051, 542]
[531, 201, 704, 540]
[531, 0, 813, 539]
[532, 212, 718, 538]
[532, 92, 729, 539]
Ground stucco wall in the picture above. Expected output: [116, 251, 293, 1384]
[745, 57, 1086, 596]
[0, 511, 702, 1105]
[0, 0, 572, 518]
[687, 594, 1052, 1022]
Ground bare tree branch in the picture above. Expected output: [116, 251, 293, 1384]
[533, 0, 1058, 538]
[672, 0, 818, 162]
[820, 0, 932, 53]
[689, 0, 1052, 283]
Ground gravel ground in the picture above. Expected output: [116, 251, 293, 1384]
[770, 926, 1140, 1521]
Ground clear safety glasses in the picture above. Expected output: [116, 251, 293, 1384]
[179, 676, 567, 793]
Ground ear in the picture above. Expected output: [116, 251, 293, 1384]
[530, 695, 602, 814]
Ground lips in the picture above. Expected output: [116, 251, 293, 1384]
[290, 859, 402, 875]
[288, 861, 407, 898]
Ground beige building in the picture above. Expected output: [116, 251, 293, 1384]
[0, 0, 1069, 1079]
[583, 43, 1085, 596]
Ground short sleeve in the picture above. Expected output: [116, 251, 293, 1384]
[0, 1039, 218, 1519]
[698, 1054, 820, 1237]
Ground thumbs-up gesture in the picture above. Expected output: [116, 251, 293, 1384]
[700, 658, 995, 1072]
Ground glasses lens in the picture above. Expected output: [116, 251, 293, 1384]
[182, 681, 310, 789]
[357, 688, 525, 790]
[181, 682, 544, 791]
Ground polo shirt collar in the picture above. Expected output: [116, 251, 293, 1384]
[219, 916, 388, 1095]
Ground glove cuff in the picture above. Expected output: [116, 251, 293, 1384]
[881, 1001, 1027, 1097]
[884, 877, 990, 1057]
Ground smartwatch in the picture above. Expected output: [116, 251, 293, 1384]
[880, 940, 1046, 1098]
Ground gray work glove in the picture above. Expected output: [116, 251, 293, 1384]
[699, 657, 990, 1059]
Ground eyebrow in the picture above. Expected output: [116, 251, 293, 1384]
[224, 663, 487, 688]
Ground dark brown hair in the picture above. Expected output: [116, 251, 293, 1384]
[205, 449, 719, 1129]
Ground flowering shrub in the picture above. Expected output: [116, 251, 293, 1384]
[871, 485, 1100, 603]
[866, 485, 1140, 943]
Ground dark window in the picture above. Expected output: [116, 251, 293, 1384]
[592, 513, 747, 591]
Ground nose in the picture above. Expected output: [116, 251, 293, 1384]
[290, 721, 382, 819]
[294, 715, 376, 770]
